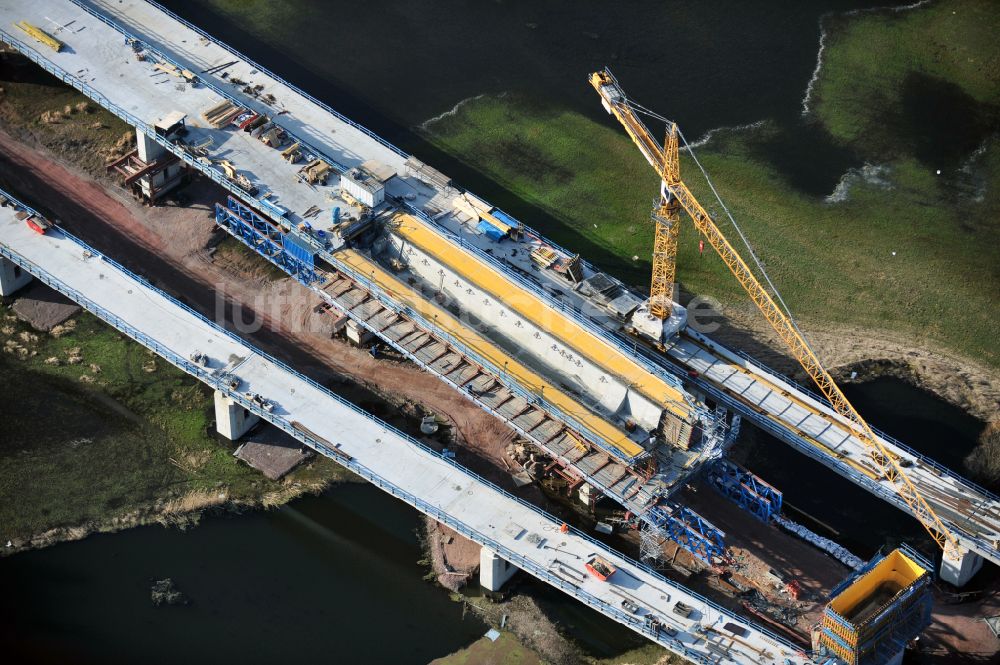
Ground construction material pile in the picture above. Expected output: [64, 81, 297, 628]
[775, 515, 864, 570]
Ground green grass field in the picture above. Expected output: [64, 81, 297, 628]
[813, 0, 999, 154]
[421, 0, 1000, 368]
[0, 49, 131, 172]
[0, 306, 349, 543]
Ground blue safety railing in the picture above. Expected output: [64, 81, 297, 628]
[0, 194, 804, 661]
[712, 339, 1000, 505]
[65, 0, 353, 181]
[210, 211, 682, 524]
[676, 357, 999, 557]
[407, 196, 1000, 525]
[0, 24, 678, 477]
[206, 203, 673, 521]
[71, 0, 405, 160]
[0, 27, 271, 204]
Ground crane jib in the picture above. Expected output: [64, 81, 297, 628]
[589, 68, 961, 556]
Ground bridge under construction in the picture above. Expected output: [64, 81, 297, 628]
[1, 1, 998, 663]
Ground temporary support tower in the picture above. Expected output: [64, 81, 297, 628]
[648, 503, 726, 564]
[214, 196, 318, 285]
[707, 459, 783, 523]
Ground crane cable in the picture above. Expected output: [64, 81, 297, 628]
[625, 100, 818, 357]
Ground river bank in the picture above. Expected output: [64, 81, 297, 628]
[0, 301, 361, 555]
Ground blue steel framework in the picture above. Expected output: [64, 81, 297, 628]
[5, 1, 994, 564]
[0, 187, 809, 664]
[649, 503, 727, 564]
[214, 196, 317, 284]
[707, 459, 783, 523]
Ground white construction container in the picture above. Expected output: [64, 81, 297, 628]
[340, 166, 385, 208]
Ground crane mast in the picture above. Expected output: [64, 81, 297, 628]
[589, 71, 681, 327]
[589, 69, 960, 555]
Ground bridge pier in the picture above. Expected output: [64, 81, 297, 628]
[479, 547, 518, 591]
[940, 546, 983, 587]
[0, 257, 32, 297]
[214, 391, 259, 441]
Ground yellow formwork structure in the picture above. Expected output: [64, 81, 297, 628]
[333, 246, 646, 459]
[392, 214, 692, 421]
[820, 549, 931, 664]
[14, 21, 62, 52]
[828, 549, 926, 619]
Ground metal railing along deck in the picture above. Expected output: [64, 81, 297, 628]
[0, 187, 803, 663]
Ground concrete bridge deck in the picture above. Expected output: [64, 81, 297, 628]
[0, 192, 810, 665]
[0, 0, 995, 573]
[392, 214, 691, 424]
[331, 240, 648, 460]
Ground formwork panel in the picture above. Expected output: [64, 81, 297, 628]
[429, 352, 464, 376]
[512, 408, 547, 433]
[413, 340, 446, 364]
[496, 396, 531, 420]
[399, 332, 431, 353]
[532, 419, 563, 443]
[382, 320, 415, 342]
[337, 289, 367, 309]
[594, 463, 626, 488]
[448, 364, 481, 388]
[829, 550, 925, 617]
[352, 298, 384, 322]
[368, 309, 399, 332]
[476, 385, 512, 411]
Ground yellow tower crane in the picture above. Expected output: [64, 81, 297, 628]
[588, 68, 960, 556]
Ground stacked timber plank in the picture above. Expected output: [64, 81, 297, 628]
[201, 99, 244, 128]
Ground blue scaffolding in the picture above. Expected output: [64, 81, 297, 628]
[707, 459, 782, 523]
[214, 196, 318, 285]
[648, 503, 726, 564]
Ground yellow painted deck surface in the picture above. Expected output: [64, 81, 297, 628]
[394, 215, 690, 419]
[333, 246, 646, 459]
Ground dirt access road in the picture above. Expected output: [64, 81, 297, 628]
[0, 129, 521, 481]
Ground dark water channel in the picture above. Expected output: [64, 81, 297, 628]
[160, 0, 884, 197]
[740, 377, 986, 561]
[0, 484, 485, 664]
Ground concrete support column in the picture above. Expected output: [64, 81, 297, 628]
[0, 257, 32, 296]
[135, 129, 164, 163]
[479, 547, 518, 591]
[940, 546, 983, 587]
[214, 391, 259, 441]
